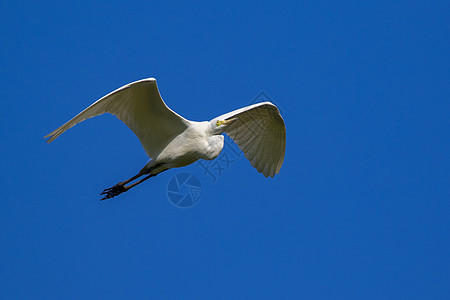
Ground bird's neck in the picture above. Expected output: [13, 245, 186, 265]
[204, 135, 224, 160]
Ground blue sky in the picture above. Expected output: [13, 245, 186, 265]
[1, 0, 449, 299]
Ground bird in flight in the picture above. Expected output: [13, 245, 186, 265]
[45, 78, 286, 200]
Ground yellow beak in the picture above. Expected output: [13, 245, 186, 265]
[223, 118, 238, 125]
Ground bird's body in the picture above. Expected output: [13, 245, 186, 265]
[45, 78, 286, 200]
[148, 121, 224, 169]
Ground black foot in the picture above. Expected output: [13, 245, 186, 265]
[100, 183, 126, 201]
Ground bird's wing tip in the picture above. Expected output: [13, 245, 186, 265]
[129, 78, 157, 86]
[44, 131, 58, 143]
[256, 101, 274, 106]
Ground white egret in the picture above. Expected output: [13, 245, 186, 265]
[45, 78, 286, 200]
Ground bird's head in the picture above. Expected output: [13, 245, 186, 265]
[211, 118, 238, 134]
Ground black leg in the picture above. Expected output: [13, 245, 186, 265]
[100, 168, 167, 201]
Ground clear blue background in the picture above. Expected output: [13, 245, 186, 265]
[1, 1, 449, 299]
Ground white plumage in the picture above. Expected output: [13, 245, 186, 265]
[45, 78, 286, 200]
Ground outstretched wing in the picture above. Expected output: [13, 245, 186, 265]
[45, 78, 190, 158]
[211, 102, 286, 177]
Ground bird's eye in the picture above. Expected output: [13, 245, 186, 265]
[216, 121, 221, 126]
